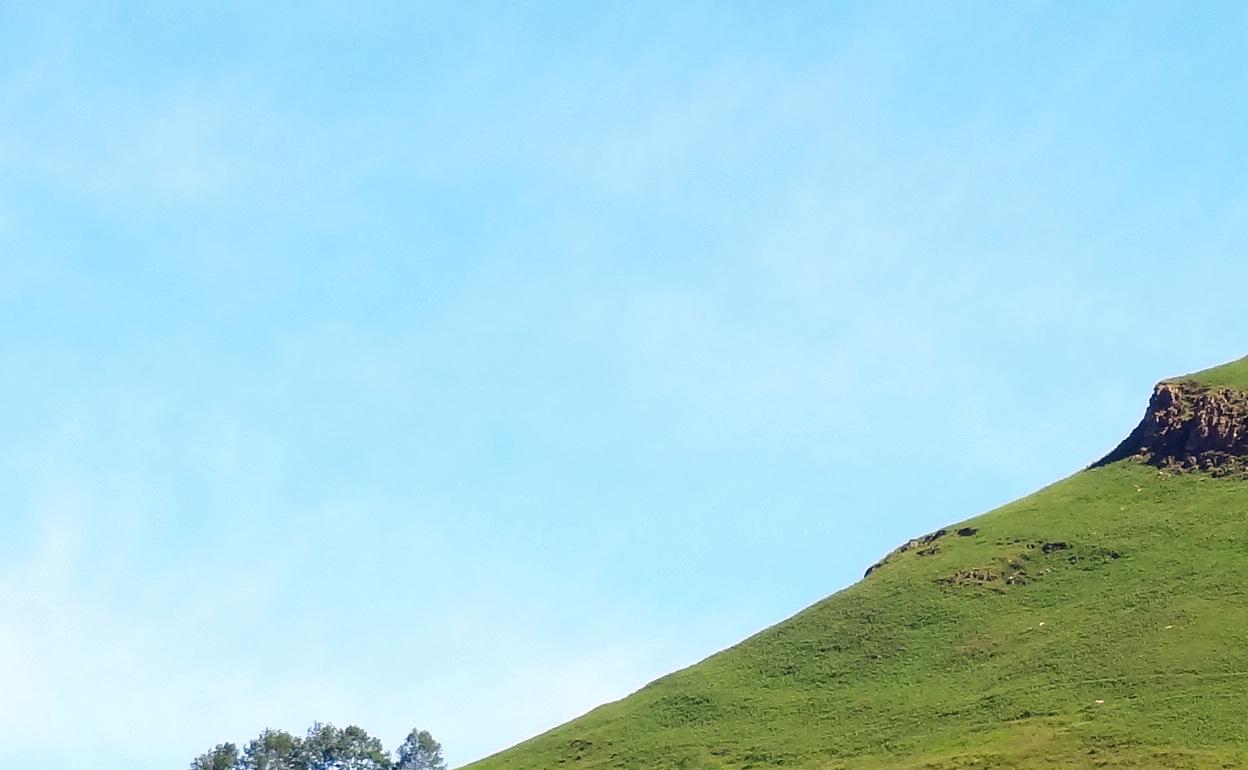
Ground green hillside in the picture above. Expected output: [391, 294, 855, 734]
[1182, 354, 1248, 390]
[465, 361, 1248, 770]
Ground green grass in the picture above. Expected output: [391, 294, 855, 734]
[465, 462, 1248, 769]
[1175, 355, 1248, 389]
[465, 362, 1248, 769]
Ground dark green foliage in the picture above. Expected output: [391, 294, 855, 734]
[302, 723, 391, 770]
[395, 729, 446, 770]
[195, 724, 438, 770]
[242, 729, 303, 770]
[190, 743, 239, 770]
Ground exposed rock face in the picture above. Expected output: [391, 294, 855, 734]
[1094, 381, 1248, 472]
[864, 529, 948, 578]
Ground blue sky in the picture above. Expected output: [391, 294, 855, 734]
[2, 2, 1247, 767]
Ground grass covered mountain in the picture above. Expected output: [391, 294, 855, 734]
[464, 356, 1248, 769]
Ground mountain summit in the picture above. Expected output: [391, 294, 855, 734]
[1096, 356, 1248, 472]
[466, 357, 1248, 770]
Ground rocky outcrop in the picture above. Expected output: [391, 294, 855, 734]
[1094, 380, 1248, 472]
[864, 529, 948, 578]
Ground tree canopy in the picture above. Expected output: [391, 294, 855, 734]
[190, 723, 445, 770]
[395, 729, 446, 770]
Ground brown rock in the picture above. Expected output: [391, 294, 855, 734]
[1093, 381, 1248, 472]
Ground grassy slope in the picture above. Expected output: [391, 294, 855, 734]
[1180, 355, 1248, 389]
[466, 371, 1248, 770]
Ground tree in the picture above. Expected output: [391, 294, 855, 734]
[394, 729, 445, 770]
[192, 722, 444, 770]
[302, 722, 391, 770]
[242, 728, 304, 770]
[191, 743, 239, 770]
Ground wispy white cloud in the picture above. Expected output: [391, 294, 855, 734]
[4, 4, 1248, 770]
